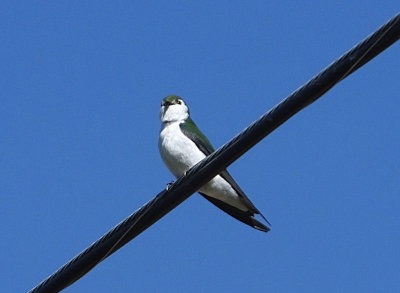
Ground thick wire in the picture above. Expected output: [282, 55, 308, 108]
[29, 13, 400, 293]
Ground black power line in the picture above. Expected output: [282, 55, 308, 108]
[29, 13, 400, 293]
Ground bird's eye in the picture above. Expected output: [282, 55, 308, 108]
[176, 100, 182, 105]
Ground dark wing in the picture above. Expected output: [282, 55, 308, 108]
[199, 192, 269, 232]
[180, 118, 215, 155]
[180, 119, 270, 232]
[218, 170, 271, 226]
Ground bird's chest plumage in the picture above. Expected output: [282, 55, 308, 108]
[159, 122, 206, 178]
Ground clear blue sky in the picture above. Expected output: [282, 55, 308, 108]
[1, 2, 399, 292]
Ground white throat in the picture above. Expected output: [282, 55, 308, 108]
[160, 104, 189, 123]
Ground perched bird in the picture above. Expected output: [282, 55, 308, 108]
[158, 95, 270, 232]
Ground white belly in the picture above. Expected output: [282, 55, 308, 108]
[159, 122, 247, 211]
[159, 122, 205, 178]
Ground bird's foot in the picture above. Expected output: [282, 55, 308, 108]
[166, 181, 175, 191]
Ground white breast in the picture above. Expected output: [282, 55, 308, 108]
[158, 121, 248, 211]
[159, 121, 206, 178]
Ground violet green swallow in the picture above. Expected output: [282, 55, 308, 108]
[158, 95, 270, 232]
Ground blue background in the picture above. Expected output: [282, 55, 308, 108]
[1, 2, 399, 292]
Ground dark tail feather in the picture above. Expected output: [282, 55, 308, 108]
[258, 211, 272, 227]
[200, 193, 270, 232]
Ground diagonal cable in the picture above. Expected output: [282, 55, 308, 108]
[29, 13, 400, 293]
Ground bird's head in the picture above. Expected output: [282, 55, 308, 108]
[159, 95, 190, 123]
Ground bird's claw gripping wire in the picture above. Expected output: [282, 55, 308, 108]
[165, 181, 175, 191]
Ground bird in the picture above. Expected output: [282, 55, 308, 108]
[158, 95, 270, 232]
